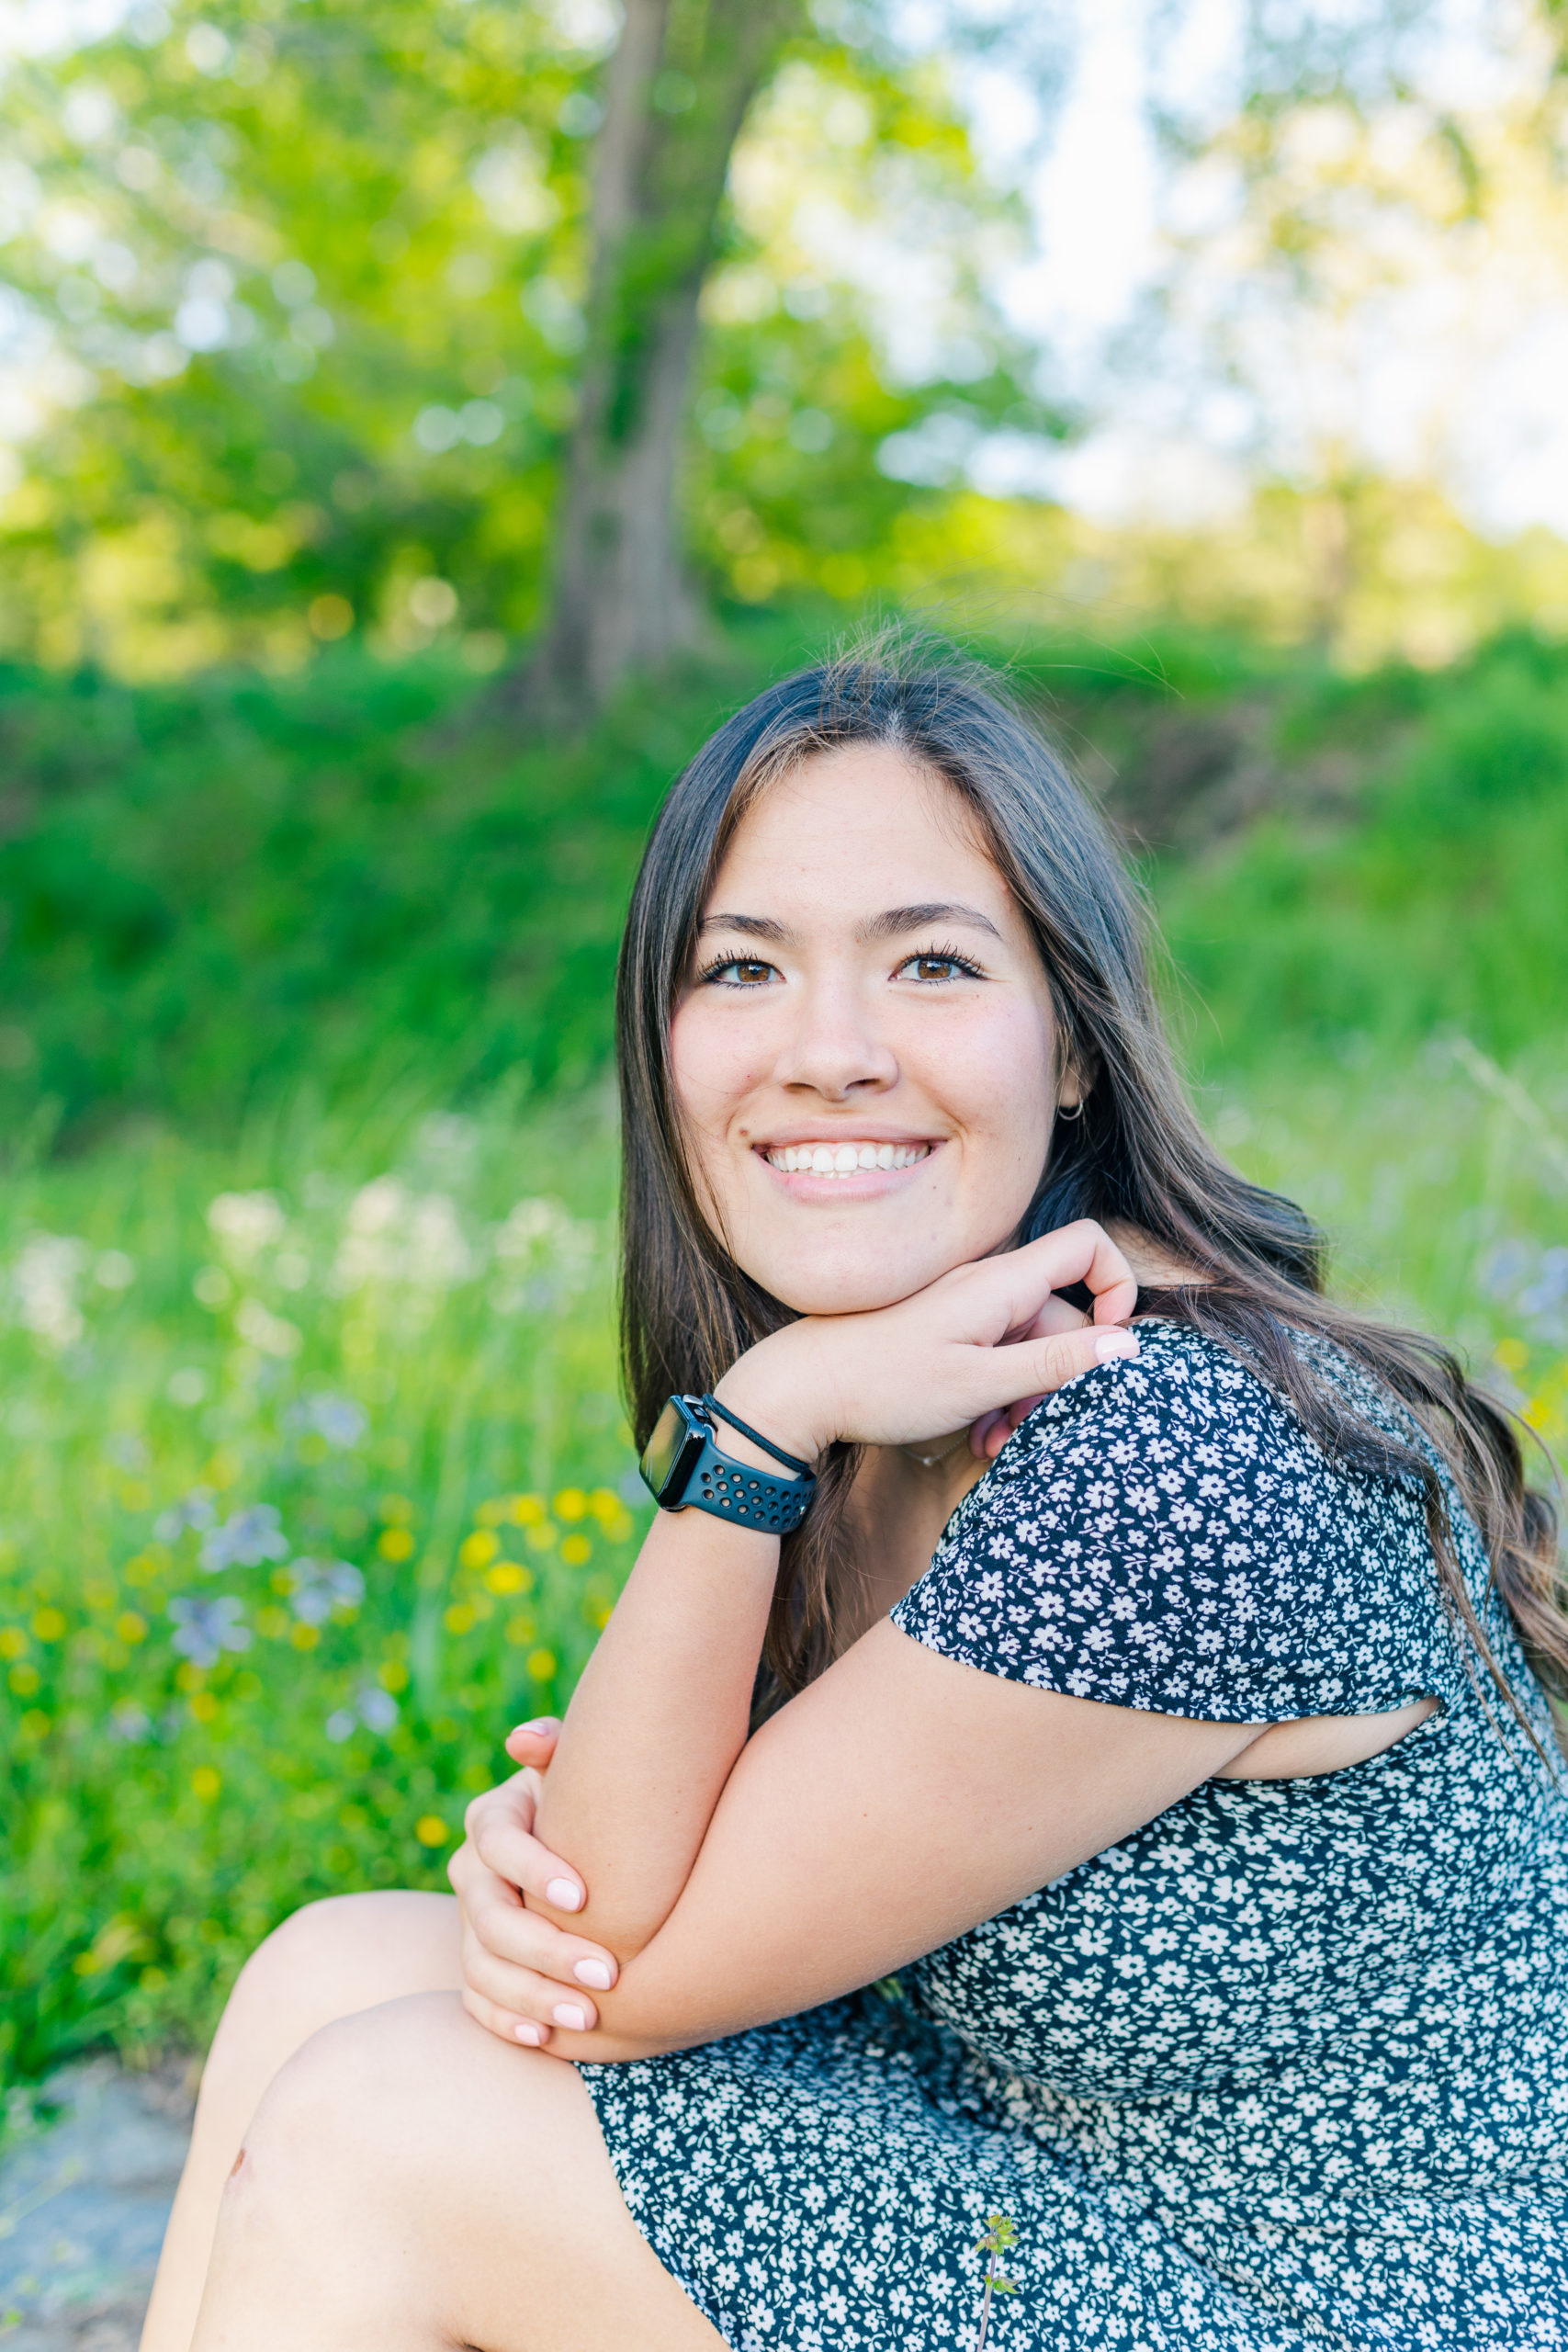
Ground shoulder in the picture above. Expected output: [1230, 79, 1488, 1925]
[996, 1317, 1283, 1464]
[891, 1317, 1455, 1719]
[967, 1318, 1307, 1537]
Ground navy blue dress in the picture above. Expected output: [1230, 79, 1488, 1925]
[581, 1322, 1568, 2350]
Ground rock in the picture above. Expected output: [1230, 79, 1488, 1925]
[0, 2058, 196, 2351]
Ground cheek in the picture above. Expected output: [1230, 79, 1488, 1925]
[929, 1003, 1056, 1159]
[668, 1001, 760, 1148]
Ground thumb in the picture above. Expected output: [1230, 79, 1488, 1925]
[504, 1716, 561, 1769]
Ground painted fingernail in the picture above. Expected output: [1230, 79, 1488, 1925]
[514, 2019, 546, 2045]
[1094, 1331, 1137, 1363]
[520, 1717, 558, 1735]
[546, 1877, 582, 1911]
[574, 1959, 613, 1991]
[552, 2002, 589, 2031]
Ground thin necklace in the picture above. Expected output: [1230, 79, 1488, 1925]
[899, 1432, 966, 1469]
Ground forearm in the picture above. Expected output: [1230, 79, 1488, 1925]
[531, 1501, 779, 1957]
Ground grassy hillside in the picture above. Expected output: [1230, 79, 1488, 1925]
[5, 618, 1567, 1148]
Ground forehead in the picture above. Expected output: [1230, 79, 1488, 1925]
[709, 744, 1009, 913]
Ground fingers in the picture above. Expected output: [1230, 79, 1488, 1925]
[449, 1836, 615, 1981]
[461, 1924, 608, 2044]
[464, 1981, 548, 2048]
[449, 1838, 618, 1993]
[993, 1321, 1137, 1403]
[503, 1716, 560, 1770]
[975, 1391, 1048, 1459]
[1018, 1293, 1090, 1341]
[463, 1770, 586, 1915]
[968, 1407, 1008, 1459]
[983, 1221, 1138, 1334]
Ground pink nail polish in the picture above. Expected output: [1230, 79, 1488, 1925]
[546, 1876, 582, 1911]
[574, 1959, 613, 1991]
[552, 2002, 589, 2031]
[514, 2019, 545, 2045]
[1093, 1331, 1137, 1363]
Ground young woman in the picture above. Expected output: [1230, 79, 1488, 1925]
[143, 651, 1567, 2352]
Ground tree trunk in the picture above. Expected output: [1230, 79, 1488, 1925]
[508, 0, 804, 718]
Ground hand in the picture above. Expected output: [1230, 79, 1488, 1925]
[715, 1219, 1139, 1464]
[965, 1278, 1096, 1461]
[447, 1719, 621, 2049]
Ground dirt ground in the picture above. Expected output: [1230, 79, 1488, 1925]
[0, 2061, 196, 2351]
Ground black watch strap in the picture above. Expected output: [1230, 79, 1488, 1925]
[699, 1394, 814, 1478]
[639, 1395, 816, 1534]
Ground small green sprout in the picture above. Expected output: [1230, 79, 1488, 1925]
[973, 2210, 1019, 2350]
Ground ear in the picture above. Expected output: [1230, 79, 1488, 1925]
[1056, 1045, 1096, 1113]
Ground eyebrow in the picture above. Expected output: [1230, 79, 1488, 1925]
[697, 902, 1003, 944]
[697, 912, 792, 943]
[862, 901, 1004, 943]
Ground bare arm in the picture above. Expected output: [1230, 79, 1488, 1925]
[470, 1617, 1259, 2059]
[530, 1223, 1142, 1960]
[520, 1500, 778, 1958]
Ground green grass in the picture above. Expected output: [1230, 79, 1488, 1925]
[3, 615, 1567, 2088]
[1, 1090, 643, 2080]
[1158, 632, 1568, 1068]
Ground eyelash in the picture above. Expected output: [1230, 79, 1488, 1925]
[897, 942, 986, 983]
[694, 944, 987, 989]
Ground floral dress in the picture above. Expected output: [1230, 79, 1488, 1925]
[579, 1322, 1568, 2351]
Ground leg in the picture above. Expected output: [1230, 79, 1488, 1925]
[141, 1890, 462, 2352]
[191, 1991, 725, 2352]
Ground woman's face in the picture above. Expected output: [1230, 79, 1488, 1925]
[670, 744, 1074, 1315]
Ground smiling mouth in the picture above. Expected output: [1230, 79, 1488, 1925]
[761, 1141, 934, 1177]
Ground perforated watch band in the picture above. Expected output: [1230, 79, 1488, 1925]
[639, 1393, 817, 1533]
[686, 1432, 815, 1532]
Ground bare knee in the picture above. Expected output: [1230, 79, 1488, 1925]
[201, 1891, 458, 2120]
[219, 1993, 525, 2237]
[242, 1889, 456, 2006]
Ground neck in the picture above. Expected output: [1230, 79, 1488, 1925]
[839, 1435, 987, 1641]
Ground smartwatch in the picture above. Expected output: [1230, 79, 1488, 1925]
[639, 1394, 816, 1534]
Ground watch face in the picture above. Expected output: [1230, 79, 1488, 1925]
[640, 1396, 701, 1503]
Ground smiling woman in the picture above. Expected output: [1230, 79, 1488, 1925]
[143, 646, 1566, 2352]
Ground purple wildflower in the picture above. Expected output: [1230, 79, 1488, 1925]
[287, 1393, 369, 1449]
[153, 1487, 217, 1543]
[168, 1593, 252, 1668]
[200, 1503, 288, 1573]
[287, 1556, 365, 1625]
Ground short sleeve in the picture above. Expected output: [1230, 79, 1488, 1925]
[890, 1321, 1464, 1722]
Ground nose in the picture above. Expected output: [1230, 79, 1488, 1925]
[772, 972, 898, 1103]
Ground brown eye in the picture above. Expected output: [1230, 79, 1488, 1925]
[700, 956, 778, 988]
[900, 952, 978, 983]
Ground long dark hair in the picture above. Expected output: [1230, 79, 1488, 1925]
[616, 642, 1565, 1742]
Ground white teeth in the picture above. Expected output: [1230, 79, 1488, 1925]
[765, 1142, 931, 1177]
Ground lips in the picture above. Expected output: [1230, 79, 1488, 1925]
[761, 1140, 933, 1176]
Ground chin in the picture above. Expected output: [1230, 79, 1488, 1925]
[759, 1249, 956, 1318]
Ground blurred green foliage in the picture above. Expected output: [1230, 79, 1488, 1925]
[0, 2, 1047, 670]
